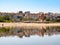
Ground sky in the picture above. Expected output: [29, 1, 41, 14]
[0, 0, 60, 13]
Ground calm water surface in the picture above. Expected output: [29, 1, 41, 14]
[0, 26, 60, 45]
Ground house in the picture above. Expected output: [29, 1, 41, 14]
[55, 13, 60, 19]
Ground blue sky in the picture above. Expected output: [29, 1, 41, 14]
[0, 0, 60, 13]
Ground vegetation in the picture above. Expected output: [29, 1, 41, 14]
[0, 16, 4, 22]
[55, 18, 60, 22]
[0, 15, 14, 22]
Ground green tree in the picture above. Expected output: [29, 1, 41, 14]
[0, 15, 4, 22]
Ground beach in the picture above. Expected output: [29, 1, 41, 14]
[0, 22, 60, 27]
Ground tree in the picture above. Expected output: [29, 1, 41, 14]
[0, 16, 4, 22]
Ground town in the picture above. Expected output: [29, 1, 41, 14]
[0, 11, 60, 22]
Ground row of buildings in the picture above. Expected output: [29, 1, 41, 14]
[0, 11, 60, 22]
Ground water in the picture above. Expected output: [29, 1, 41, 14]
[0, 26, 60, 45]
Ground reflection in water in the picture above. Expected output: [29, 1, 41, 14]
[0, 26, 60, 38]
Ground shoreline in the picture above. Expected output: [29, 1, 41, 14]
[0, 22, 60, 27]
